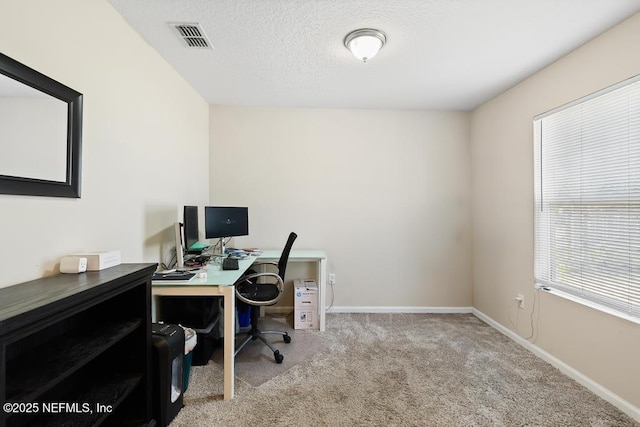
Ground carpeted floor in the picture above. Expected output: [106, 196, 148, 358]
[172, 313, 638, 426]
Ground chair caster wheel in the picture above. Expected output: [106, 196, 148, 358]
[274, 350, 284, 363]
[283, 334, 291, 343]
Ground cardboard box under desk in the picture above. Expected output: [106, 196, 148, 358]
[294, 279, 318, 330]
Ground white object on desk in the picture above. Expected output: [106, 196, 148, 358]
[69, 250, 121, 271]
[60, 256, 87, 273]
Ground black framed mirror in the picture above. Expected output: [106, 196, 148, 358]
[0, 52, 82, 198]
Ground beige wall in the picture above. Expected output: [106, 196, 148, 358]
[470, 13, 640, 409]
[209, 106, 472, 309]
[0, 0, 210, 288]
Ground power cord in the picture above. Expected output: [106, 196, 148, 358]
[508, 297, 519, 332]
[524, 287, 541, 342]
[160, 247, 178, 270]
[209, 237, 232, 254]
[526, 288, 542, 343]
[507, 287, 540, 342]
[325, 281, 335, 313]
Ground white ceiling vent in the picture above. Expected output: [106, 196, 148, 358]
[169, 22, 212, 49]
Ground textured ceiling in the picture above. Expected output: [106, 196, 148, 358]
[107, 0, 640, 111]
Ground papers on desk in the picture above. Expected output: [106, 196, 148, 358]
[242, 248, 263, 255]
[224, 248, 261, 258]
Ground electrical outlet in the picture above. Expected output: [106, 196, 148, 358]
[516, 294, 525, 309]
[328, 273, 336, 286]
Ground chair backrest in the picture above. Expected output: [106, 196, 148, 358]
[277, 232, 297, 280]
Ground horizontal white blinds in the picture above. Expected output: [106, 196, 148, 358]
[534, 76, 640, 319]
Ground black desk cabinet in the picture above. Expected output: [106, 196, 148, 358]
[0, 263, 157, 427]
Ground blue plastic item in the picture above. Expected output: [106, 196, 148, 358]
[237, 305, 252, 328]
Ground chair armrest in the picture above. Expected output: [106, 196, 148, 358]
[250, 261, 279, 270]
[235, 272, 284, 306]
[240, 271, 282, 286]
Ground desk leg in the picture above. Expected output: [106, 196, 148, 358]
[222, 286, 236, 400]
[318, 258, 327, 331]
[151, 295, 157, 323]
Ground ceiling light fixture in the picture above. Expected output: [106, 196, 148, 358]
[344, 28, 386, 63]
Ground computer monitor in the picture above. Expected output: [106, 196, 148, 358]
[174, 221, 185, 269]
[183, 205, 200, 253]
[205, 206, 248, 253]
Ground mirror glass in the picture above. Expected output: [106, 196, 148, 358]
[0, 73, 68, 182]
[0, 52, 83, 198]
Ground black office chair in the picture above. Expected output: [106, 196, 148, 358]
[234, 232, 297, 363]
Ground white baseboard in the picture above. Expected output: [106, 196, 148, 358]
[266, 306, 474, 314]
[326, 306, 474, 314]
[472, 308, 640, 424]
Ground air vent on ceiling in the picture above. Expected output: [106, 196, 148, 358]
[169, 22, 212, 49]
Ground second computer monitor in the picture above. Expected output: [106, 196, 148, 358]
[183, 205, 199, 251]
[205, 206, 249, 239]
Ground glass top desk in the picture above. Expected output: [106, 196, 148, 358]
[151, 249, 327, 400]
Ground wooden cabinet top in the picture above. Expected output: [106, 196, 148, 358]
[0, 263, 156, 336]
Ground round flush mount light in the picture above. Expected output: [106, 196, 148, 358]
[344, 28, 386, 62]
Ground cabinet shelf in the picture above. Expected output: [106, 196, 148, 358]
[0, 263, 157, 427]
[6, 319, 142, 402]
[26, 373, 143, 427]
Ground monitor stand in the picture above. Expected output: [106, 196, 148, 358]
[218, 237, 229, 256]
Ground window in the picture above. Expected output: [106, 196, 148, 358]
[534, 76, 640, 320]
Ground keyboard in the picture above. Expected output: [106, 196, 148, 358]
[152, 272, 195, 281]
[222, 257, 239, 270]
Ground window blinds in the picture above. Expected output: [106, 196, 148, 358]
[534, 76, 640, 319]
